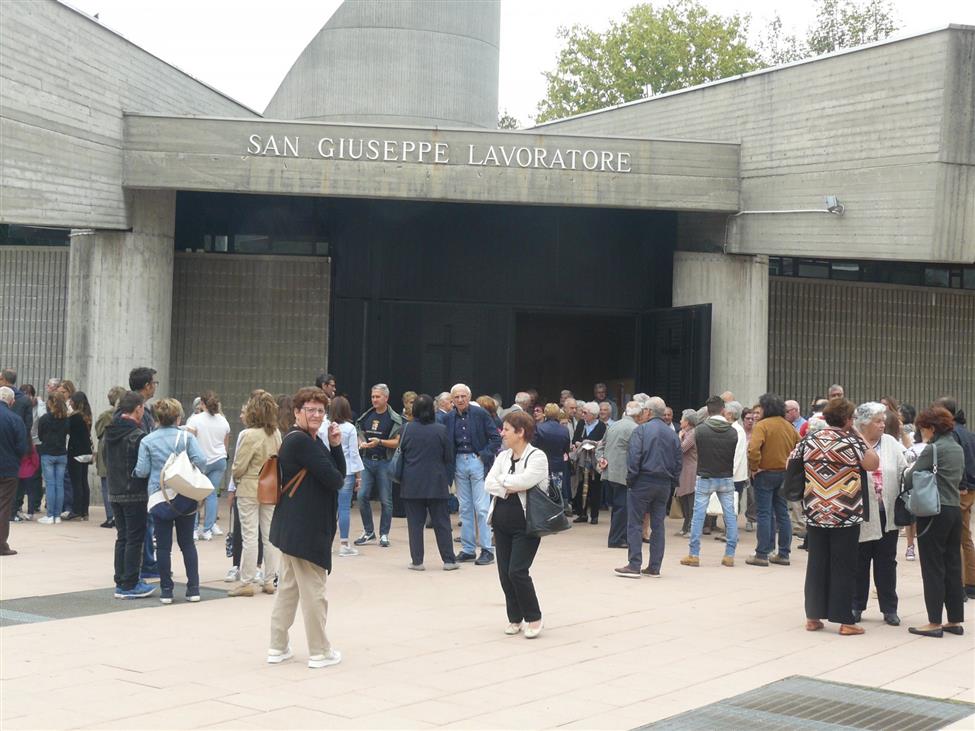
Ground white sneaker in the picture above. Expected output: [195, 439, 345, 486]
[267, 646, 293, 665]
[224, 566, 240, 582]
[38, 515, 56, 524]
[210, 524, 224, 536]
[55, 517, 62, 524]
[194, 527, 202, 541]
[202, 530, 213, 541]
[339, 544, 359, 557]
[15, 510, 29, 521]
[308, 649, 341, 668]
[60, 511, 71, 519]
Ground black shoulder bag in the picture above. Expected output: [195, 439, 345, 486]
[524, 450, 571, 538]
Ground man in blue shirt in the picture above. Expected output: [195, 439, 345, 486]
[444, 383, 501, 565]
[616, 396, 682, 578]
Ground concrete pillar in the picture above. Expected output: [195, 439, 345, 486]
[65, 190, 175, 417]
[672, 252, 768, 406]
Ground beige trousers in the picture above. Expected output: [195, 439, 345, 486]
[237, 496, 278, 584]
[269, 552, 331, 656]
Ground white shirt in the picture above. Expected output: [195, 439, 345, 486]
[185, 411, 230, 464]
[337, 421, 363, 475]
[732, 420, 748, 482]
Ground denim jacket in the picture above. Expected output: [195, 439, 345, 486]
[135, 426, 206, 496]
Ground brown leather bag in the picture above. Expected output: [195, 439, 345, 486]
[257, 455, 307, 505]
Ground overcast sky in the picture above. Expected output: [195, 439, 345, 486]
[65, 0, 975, 124]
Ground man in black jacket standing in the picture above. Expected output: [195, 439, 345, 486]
[103, 391, 155, 599]
[0, 386, 29, 556]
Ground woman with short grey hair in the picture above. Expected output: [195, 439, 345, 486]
[674, 409, 700, 537]
[852, 402, 907, 626]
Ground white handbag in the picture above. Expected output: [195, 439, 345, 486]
[161, 430, 214, 501]
[706, 490, 739, 516]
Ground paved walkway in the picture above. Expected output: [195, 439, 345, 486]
[1, 504, 972, 730]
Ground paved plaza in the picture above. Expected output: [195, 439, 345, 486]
[1, 503, 973, 730]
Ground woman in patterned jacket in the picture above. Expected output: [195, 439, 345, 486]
[799, 398, 879, 635]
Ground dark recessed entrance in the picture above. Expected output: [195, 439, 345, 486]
[515, 312, 636, 405]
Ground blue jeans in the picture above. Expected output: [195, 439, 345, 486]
[152, 511, 199, 597]
[100, 477, 114, 520]
[753, 470, 791, 558]
[143, 515, 158, 574]
[339, 474, 355, 540]
[194, 458, 226, 532]
[626, 480, 670, 572]
[359, 458, 392, 536]
[456, 453, 492, 553]
[41, 454, 67, 517]
[689, 477, 738, 556]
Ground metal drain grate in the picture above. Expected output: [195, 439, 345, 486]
[641, 676, 975, 730]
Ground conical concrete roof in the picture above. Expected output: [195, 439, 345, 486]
[264, 0, 500, 129]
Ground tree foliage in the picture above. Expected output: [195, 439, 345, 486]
[535, 0, 759, 123]
[497, 110, 521, 130]
[534, 0, 899, 124]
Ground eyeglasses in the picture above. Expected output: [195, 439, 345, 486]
[151, 381, 160, 386]
[302, 407, 326, 416]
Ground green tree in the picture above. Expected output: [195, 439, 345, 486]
[536, 0, 759, 123]
[498, 110, 521, 130]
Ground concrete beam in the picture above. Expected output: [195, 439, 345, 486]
[122, 115, 740, 213]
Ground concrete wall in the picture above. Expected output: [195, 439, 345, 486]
[64, 191, 176, 422]
[672, 252, 769, 406]
[123, 115, 740, 212]
[768, 277, 975, 414]
[264, 0, 499, 129]
[0, 0, 257, 230]
[538, 27, 975, 264]
[0, 247, 69, 389]
[170, 253, 330, 440]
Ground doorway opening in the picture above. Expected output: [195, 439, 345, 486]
[514, 312, 636, 406]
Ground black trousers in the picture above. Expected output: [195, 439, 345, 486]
[67, 458, 90, 516]
[493, 498, 541, 623]
[854, 510, 898, 613]
[917, 506, 965, 624]
[0, 477, 17, 552]
[112, 501, 147, 590]
[678, 493, 694, 533]
[12, 472, 42, 517]
[805, 524, 860, 624]
[606, 481, 627, 546]
[403, 498, 454, 565]
[573, 472, 602, 520]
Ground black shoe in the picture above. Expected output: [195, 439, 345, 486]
[798, 540, 808, 551]
[572, 515, 588, 524]
[63, 512, 81, 521]
[965, 585, 975, 599]
[475, 550, 494, 566]
[589, 517, 598, 525]
[608, 543, 628, 549]
[884, 613, 901, 626]
[100, 519, 115, 529]
[851, 609, 862, 623]
[455, 551, 476, 562]
[908, 626, 943, 637]
[943, 624, 964, 635]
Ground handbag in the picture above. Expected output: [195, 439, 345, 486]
[390, 423, 407, 484]
[161, 430, 214, 501]
[524, 452, 571, 538]
[904, 443, 941, 518]
[781, 441, 806, 502]
[19, 446, 39, 479]
[257, 432, 308, 505]
[706, 489, 739, 516]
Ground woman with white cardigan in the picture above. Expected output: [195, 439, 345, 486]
[852, 402, 907, 626]
[485, 410, 549, 639]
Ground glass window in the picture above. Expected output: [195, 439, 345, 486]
[797, 260, 830, 278]
[924, 268, 950, 288]
[830, 261, 861, 281]
[0, 224, 70, 246]
[964, 269, 975, 291]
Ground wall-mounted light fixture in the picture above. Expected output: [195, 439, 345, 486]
[723, 195, 846, 252]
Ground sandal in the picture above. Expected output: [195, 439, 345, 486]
[839, 624, 865, 636]
[805, 619, 824, 632]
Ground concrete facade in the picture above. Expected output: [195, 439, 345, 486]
[0, 0, 257, 231]
[123, 115, 740, 212]
[264, 0, 500, 129]
[672, 252, 769, 405]
[536, 26, 975, 265]
[64, 190, 176, 422]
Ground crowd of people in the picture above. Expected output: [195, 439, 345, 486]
[1, 366, 973, 668]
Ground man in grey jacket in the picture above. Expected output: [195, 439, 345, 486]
[597, 401, 642, 548]
[616, 397, 681, 578]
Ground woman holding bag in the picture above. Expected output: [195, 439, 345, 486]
[229, 391, 282, 597]
[135, 399, 206, 604]
[485, 410, 549, 639]
[906, 406, 966, 637]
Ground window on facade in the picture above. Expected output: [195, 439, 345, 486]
[830, 261, 860, 280]
[770, 257, 974, 290]
[797, 260, 830, 279]
[0, 224, 70, 246]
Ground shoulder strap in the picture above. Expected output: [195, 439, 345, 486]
[931, 442, 938, 473]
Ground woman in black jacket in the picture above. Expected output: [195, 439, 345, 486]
[268, 387, 345, 669]
[37, 393, 70, 524]
[65, 392, 93, 520]
[399, 394, 456, 571]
